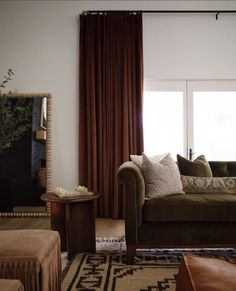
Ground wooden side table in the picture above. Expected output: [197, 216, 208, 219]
[41, 192, 101, 259]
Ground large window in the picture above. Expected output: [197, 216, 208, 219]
[144, 80, 236, 161]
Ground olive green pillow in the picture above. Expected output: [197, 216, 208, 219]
[177, 154, 213, 177]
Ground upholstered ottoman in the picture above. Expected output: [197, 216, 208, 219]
[0, 230, 61, 291]
[0, 279, 24, 291]
[175, 253, 236, 291]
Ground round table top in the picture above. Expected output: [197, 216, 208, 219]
[41, 192, 102, 204]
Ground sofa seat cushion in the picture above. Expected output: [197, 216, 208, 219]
[143, 193, 236, 222]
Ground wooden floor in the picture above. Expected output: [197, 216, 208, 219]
[0, 218, 125, 239]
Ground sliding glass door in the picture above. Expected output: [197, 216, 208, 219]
[143, 80, 236, 161]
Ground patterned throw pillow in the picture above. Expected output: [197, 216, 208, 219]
[181, 175, 236, 194]
[177, 154, 213, 177]
[130, 153, 165, 169]
[142, 153, 184, 198]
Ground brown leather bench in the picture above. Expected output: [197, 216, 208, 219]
[175, 253, 236, 291]
[0, 230, 61, 291]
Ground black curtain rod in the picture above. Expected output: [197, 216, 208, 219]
[83, 10, 236, 20]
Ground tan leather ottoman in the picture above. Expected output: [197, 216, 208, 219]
[0, 230, 61, 291]
[0, 279, 24, 291]
[175, 253, 236, 291]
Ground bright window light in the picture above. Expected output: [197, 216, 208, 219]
[193, 91, 236, 161]
[143, 91, 184, 160]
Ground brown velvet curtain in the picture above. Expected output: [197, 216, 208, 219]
[79, 12, 144, 218]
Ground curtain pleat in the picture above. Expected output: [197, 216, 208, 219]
[79, 12, 144, 218]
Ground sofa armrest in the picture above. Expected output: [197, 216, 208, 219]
[118, 161, 145, 244]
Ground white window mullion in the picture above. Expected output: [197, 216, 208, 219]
[183, 80, 189, 159]
[186, 81, 194, 160]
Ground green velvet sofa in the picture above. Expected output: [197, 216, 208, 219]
[118, 161, 236, 264]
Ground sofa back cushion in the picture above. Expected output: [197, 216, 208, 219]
[209, 161, 236, 177]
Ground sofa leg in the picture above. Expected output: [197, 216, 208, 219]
[127, 245, 136, 264]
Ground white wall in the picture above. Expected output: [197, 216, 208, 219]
[0, 1, 236, 190]
[143, 12, 236, 79]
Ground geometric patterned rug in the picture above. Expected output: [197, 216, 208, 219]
[62, 248, 236, 291]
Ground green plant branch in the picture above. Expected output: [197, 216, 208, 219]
[0, 69, 33, 153]
[0, 68, 14, 89]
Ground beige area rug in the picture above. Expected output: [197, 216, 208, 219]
[62, 247, 236, 291]
[61, 238, 126, 272]
[96, 237, 126, 252]
[62, 252, 178, 291]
